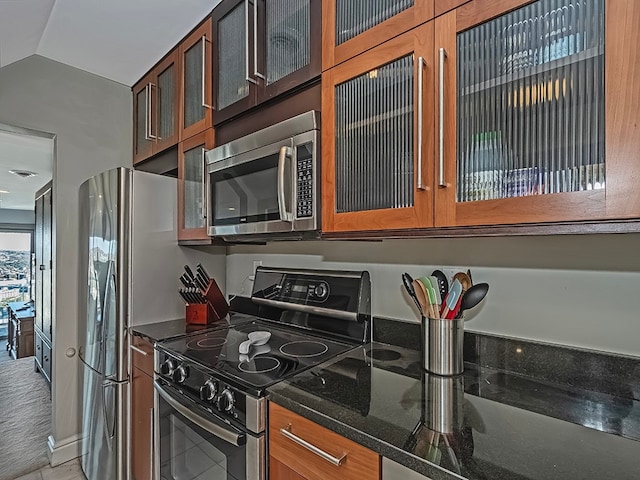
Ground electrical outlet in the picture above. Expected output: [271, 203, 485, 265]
[252, 260, 263, 273]
[443, 267, 465, 284]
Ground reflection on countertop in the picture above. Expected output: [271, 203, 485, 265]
[268, 342, 640, 480]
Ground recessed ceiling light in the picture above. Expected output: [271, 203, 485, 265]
[0, 190, 10, 194]
[9, 169, 38, 178]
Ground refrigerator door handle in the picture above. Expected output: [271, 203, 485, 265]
[102, 378, 117, 442]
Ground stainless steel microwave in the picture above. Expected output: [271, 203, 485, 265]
[206, 111, 319, 239]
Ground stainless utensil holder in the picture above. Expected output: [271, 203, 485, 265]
[422, 316, 464, 376]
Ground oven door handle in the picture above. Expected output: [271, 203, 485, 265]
[154, 381, 246, 447]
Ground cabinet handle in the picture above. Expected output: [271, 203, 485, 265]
[280, 424, 346, 466]
[201, 148, 207, 220]
[417, 56, 427, 191]
[253, 0, 265, 80]
[129, 345, 149, 356]
[201, 36, 213, 110]
[438, 48, 448, 188]
[245, 0, 257, 85]
[146, 83, 158, 141]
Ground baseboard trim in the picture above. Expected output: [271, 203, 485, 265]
[47, 433, 81, 467]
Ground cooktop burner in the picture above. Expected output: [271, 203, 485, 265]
[159, 318, 356, 394]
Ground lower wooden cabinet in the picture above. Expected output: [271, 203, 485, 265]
[130, 336, 155, 480]
[269, 402, 381, 480]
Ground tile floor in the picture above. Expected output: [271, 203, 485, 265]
[14, 458, 86, 480]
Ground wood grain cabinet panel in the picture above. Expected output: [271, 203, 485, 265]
[322, 0, 435, 70]
[269, 403, 380, 480]
[130, 336, 154, 480]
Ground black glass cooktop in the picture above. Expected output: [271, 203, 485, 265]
[159, 318, 356, 391]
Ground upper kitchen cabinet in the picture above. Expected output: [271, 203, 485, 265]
[322, 23, 435, 232]
[180, 18, 214, 140]
[434, 0, 640, 227]
[212, 0, 321, 125]
[178, 129, 215, 243]
[133, 49, 181, 165]
[322, 0, 435, 70]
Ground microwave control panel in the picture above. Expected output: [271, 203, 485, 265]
[296, 145, 313, 219]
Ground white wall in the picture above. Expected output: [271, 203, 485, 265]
[226, 234, 640, 357]
[0, 55, 132, 465]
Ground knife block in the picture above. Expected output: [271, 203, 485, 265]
[185, 278, 229, 325]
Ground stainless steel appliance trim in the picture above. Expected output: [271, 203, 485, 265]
[153, 381, 245, 446]
[245, 395, 266, 434]
[255, 266, 364, 279]
[208, 137, 292, 173]
[247, 433, 266, 480]
[252, 297, 358, 322]
[277, 146, 294, 222]
[280, 424, 346, 466]
[117, 168, 131, 383]
[206, 110, 319, 163]
[201, 148, 207, 220]
[291, 130, 319, 232]
[417, 56, 426, 191]
[439, 47, 447, 188]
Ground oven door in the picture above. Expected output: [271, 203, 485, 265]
[154, 380, 265, 480]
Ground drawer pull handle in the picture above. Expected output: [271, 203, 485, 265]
[280, 424, 346, 466]
[130, 345, 149, 356]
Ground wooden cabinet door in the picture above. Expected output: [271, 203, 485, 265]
[131, 337, 154, 480]
[322, 23, 435, 233]
[131, 365, 154, 480]
[434, 0, 640, 227]
[178, 129, 215, 242]
[133, 72, 155, 164]
[212, 0, 258, 125]
[322, 0, 434, 70]
[181, 18, 213, 140]
[269, 403, 380, 480]
[133, 51, 180, 165]
[257, 0, 322, 102]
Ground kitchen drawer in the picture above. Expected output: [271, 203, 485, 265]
[269, 403, 380, 480]
[131, 336, 154, 377]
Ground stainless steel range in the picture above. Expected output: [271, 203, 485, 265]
[153, 266, 371, 480]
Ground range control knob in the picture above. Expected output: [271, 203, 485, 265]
[160, 359, 177, 375]
[216, 388, 235, 412]
[172, 365, 190, 384]
[199, 379, 218, 402]
[314, 282, 329, 300]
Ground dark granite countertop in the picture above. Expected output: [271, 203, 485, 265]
[268, 342, 640, 480]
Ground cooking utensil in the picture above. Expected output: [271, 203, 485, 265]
[428, 276, 442, 307]
[196, 264, 210, 282]
[456, 282, 489, 316]
[402, 273, 423, 316]
[239, 331, 272, 354]
[441, 279, 463, 319]
[419, 276, 439, 318]
[452, 272, 472, 292]
[184, 265, 196, 283]
[431, 270, 449, 299]
[413, 279, 430, 317]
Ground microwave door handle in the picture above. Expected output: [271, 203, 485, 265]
[277, 146, 294, 222]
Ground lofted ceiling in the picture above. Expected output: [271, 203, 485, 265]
[0, 0, 220, 211]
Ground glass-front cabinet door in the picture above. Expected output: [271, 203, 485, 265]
[132, 50, 180, 165]
[213, 0, 257, 125]
[259, 0, 321, 101]
[181, 18, 213, 140]
[322, 23, 435, 232]
[322, 0, 434, 69]
[178, 130, 214, 242]
[434, 0, 640, 226]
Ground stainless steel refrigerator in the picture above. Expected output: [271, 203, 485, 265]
[77, 167, 212, 480]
